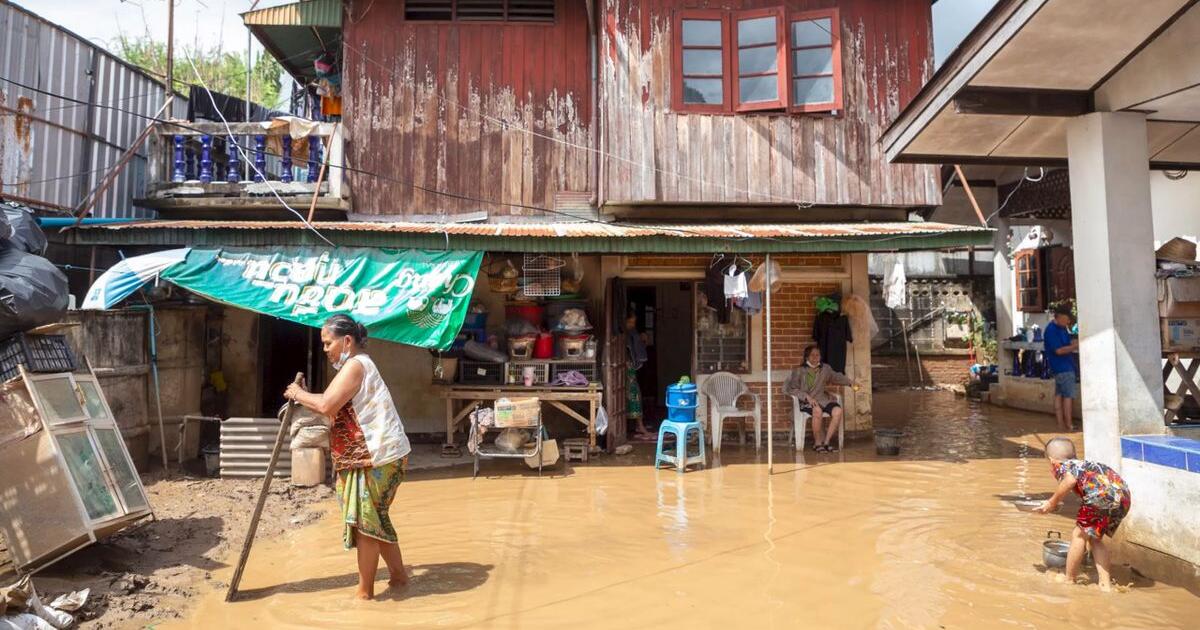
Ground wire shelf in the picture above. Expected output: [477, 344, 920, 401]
[522, 254, 564, 298]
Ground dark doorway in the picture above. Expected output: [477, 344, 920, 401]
[626, 282, 695, 431]
[259, 317, 321, 416]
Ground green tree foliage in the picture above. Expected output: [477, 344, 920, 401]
[115, 34, 283, 109]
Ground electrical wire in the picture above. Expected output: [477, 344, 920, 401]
[184, 53, 335, 246]
[985, 167, 1045, 224]
[0, 73, 982, 248]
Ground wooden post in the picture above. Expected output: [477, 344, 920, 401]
[225, 372, 305, 602]
[954, 164, 988, 227]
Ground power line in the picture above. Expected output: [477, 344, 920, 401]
[340, 40, 817, 210]
[0, 73, 975, 248]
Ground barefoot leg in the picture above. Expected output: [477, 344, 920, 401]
[380, 542, 408, 588]
[1065, 526, 1088, 583]
[825, 406, 844, 446]
[1091, 536, 1113, 592]
[355, 530, 381, 600]
[811, 410, 826, 447]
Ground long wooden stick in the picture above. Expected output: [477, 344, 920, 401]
[954, 164, 989, 227]
[225, 372, 304, 602]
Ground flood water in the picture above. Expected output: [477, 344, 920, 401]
[170, 391, 1199, 629]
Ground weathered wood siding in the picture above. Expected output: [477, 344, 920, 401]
[343, 0, 594, 217]
[601, 0, 941, 207]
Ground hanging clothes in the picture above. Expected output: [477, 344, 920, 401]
[813, 309, 853, 374]
[724, 265, 749, 300]
[704, 258, 732, 324]
[734, 291, 763, 315]
[883, 255, 908, 310]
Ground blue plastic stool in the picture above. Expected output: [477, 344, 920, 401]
[655, 419, 706, 472]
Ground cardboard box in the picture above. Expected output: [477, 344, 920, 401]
[1158, 277, 1200, 317]
[1161, 318, 1200, 352]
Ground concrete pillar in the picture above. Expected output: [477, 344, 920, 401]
[992, 217, 1014, 340]
[1066, 112, 1165, 466]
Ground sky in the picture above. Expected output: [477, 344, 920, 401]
[23, 0, 999, 67]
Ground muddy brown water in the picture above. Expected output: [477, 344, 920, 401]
[168, 391, 1199, 629]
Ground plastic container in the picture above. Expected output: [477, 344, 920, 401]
[665, 380, 699, 423]
[202, 444, 220, 477]
[0, 333, 79, 382]
[533, 333, 554, 359]
[874, 429, 903, 456]
[506, 303, 545, 329]
[464, 311, 488, 330]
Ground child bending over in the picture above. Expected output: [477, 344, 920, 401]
[1034, 437, 1131, 591]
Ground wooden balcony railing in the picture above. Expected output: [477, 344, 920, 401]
[140, 120, 347, 217]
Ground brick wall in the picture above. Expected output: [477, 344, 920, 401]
[872, 354, 971, 388]
[626, 254, 843, 268]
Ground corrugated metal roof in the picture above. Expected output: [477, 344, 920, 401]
[242, 0, 342, 27]
[71, 220, 992, 253]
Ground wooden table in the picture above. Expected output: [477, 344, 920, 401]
[1163, 352, 1200, 423]
[435, 384, 603, 449]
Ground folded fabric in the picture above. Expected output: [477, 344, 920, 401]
[551, 370, 589, 387]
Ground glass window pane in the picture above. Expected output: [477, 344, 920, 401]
[78, 381, 110, 421]
[738, 46, 777, 75]
[33, 377, 85, 424]
[792, 18, 832, 47]
[95, 428, 147, 513]
[737, 16, 777, 47]
[793, 76, 835, 104]
[57, 432, 119, 521]
[683, 78, 724, 104]
[740, 75, 779, 104]
[682, 20, 722, 46]
[792, 48, 833, 76]
[683, 49, 723, 75]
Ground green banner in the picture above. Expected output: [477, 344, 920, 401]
[162, 247, 483, 349]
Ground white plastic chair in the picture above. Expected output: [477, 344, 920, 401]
[701, 372, 761, 453]
[788, 391, 844, 452]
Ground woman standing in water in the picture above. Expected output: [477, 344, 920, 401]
[285, 314, 412, 600]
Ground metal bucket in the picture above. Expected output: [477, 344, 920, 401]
[874, 429, 903, 456]
[1042, 530, 1092, 568]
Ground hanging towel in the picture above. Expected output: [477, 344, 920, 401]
[724, 265, 749, 300]
[735, 291, 763, 315]
[883, 256, 907, 310]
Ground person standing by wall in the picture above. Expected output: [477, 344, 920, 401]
[1044, 305, 1080, 431]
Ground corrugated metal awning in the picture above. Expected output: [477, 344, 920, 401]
[242, 0, 342, 83]
[69, 220, 992, 253]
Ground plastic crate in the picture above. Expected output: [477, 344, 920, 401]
[505, 361, 551, 385]
[0, 333, 78, 382]
[551, 361, 598, 384]
[494, 397, 541, 428]
[458, 360, 505, 385]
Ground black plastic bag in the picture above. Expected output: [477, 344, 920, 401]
[1, 204, 48, 255]
[0, 247, 69, 338]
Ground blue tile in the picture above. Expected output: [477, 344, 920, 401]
[1189, 453, 1200, 474]
[1143, 443, 1188, 470]
[1120, 438, 1144, 461]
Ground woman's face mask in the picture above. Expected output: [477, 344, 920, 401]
[330, 337, 351, 371]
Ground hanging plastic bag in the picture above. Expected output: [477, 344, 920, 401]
[594, 405, 608, 435]
[841, 294, 880, 339]
[749, 259, 783, 293]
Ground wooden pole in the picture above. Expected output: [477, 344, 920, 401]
[165, 0, 175, 105]
[954, 164, 989, 227]
[765, 254, 773, 474]
[305, 125, 335, 223]
[226, 372, 305, 602]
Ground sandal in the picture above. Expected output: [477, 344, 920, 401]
[827, 443, 839, 453]
[815, 444, 829, 453]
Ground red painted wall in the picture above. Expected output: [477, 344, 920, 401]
[342, 0, 594, 217]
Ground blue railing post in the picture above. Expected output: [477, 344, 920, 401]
[184, 140, 196, 181]
[172, 135, 186, 183]
[199, 135, 213, 183]
[280, 136, 294, 183]
[307, 136, 322, 183]
[253, 135, 266, 182]
[226, 136, 240, 183]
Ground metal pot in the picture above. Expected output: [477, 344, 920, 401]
[1042, 530, 1092, 568]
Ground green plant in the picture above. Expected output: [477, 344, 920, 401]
[1048, 298, 1078, 318]
[970, 317, 998, 365]
[115, 34, 284, 109]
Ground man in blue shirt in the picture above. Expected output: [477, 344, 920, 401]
[1044, 305, 1080, 431]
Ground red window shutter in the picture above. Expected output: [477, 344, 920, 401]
[787, 8, 843, 113]
[672, 10, 732, 114]
[731, 7, 787, 112]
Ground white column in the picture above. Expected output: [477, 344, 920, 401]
[1066, 112, 1165, 467]
[991, 217, 1014, 340]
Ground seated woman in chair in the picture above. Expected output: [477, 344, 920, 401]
[783, 344, 858, 453]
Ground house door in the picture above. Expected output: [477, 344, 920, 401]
[603, 278, 628, 450]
